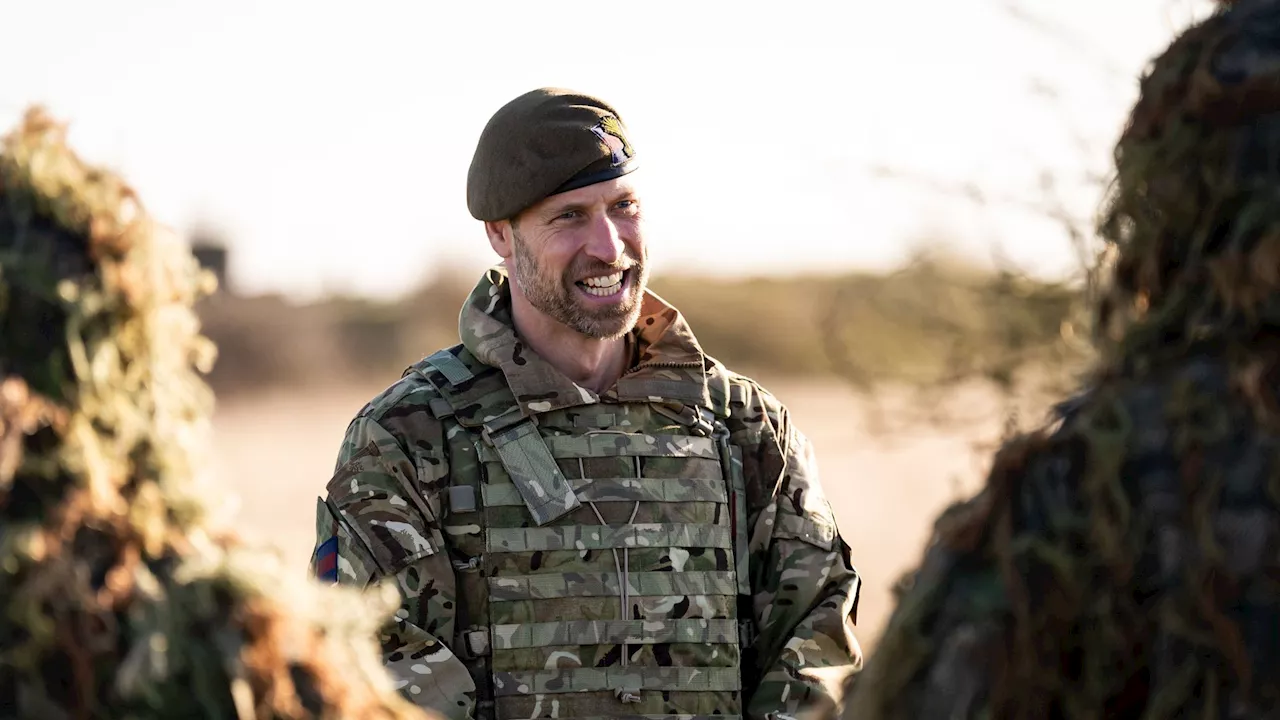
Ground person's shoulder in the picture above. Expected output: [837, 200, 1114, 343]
[703, 356, 796, 452]
[705, 355, 789, 424]
[365, 343, 486, 418]
[342, 344, 472, 444]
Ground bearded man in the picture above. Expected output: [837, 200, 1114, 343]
[310, 87, 864, 720]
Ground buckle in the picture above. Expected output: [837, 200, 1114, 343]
[463, 628, 491, 658]
[738, 619, 757, 649]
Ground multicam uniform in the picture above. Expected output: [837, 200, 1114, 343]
[310, 267, 863, 720]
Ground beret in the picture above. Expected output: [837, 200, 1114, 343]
[466, 87, 639, 222]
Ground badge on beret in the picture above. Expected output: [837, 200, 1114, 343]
[590, 116, 635, 167]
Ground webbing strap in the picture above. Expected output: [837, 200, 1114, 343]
[723, 442, 751, 596]
[425, 348, 475, 386]
[482, 416, 581, 526]
[482, 476, 727, 506]
[488, 570, 738, 601]
[486, 523, 732, 553]
[491, 667, 741, 696]
[491, 618, 738, 650]
[427, 397, 454, 419]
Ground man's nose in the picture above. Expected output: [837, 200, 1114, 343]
[583, 215, 625, 263]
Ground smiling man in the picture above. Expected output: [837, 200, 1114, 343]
[309, 87, 864, 720]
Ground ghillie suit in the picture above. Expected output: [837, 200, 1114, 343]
[843, 0, 1280, 718]
[0, 107, 435, 720]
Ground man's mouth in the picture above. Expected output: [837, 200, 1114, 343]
[575, 269, 627, 297]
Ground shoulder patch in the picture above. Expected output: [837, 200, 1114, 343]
[313, 535, 339, 583]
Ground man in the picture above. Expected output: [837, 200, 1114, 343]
[309, 87, 864, 720]
[843, 1, 1280, 717]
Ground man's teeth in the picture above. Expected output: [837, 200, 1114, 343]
[580, 271, 624, 296]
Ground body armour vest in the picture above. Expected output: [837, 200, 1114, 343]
[405, 345, 755, 720]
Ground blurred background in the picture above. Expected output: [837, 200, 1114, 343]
[3, 0, 1219, 653]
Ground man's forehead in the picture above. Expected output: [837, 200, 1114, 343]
[541, 177, 640, 210]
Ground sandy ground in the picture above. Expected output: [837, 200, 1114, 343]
[207, 374, 1042, 653]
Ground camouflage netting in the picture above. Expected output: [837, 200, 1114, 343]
[0, 107, 434, 719]
[844, 0, 1280, 718]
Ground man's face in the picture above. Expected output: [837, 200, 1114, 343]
[497, 176, 649, 340]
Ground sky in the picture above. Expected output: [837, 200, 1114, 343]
[1, 0, 1219, 301]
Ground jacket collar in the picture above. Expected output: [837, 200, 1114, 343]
[457, 265, 712, 416]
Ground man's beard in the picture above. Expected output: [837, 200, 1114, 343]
[509, 229, 647, 340]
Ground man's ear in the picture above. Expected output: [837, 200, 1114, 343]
[485, 220, 512, 259]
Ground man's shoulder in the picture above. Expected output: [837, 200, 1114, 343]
[705, 355, 789, 426]
[344, 344, 485, 439]
[353, 365, 448, 426]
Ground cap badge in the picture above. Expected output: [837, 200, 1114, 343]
[590, 115, 635, 166]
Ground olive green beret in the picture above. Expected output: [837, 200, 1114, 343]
[466, 87, 639, 222]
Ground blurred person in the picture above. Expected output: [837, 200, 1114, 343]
[841, 1, 1280, 717]
[0, 107, 431, 720]
[309, 87, 865, 720]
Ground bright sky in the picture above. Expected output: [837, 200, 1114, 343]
[1, 0, 1218, 301]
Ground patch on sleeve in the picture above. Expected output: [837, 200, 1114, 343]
[313, 536, 339, 583]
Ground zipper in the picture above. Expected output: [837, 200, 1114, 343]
[619, 359, 703, 378]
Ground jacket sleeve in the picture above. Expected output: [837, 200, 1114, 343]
[310, 414, 477, 720]
[734, 384, 865, 720]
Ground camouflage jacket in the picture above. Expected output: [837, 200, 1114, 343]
[312, 267, 863, 720]
[843, 351, 1280, 719]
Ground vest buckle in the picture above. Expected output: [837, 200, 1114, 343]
[615, 688, 642, 704]
[739, 618, 757, 649]
[461, 628, 491, 658]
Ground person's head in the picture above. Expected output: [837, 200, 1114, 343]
[1095, 0, 1280, 360]
[466, 88, 649, 340]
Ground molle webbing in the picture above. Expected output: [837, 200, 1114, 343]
[482, 477, 728, 506]
[491, 667, 742, 696]
[485, 524, 733, 553]
[475, 433, 719, 462]
[490, 619, 739, 649]
[477, 419, 744, 717]
[488, 570, 738, 600]
[408, 348, 748, 718]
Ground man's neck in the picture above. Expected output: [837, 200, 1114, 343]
[509, 299, 631, 394]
